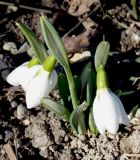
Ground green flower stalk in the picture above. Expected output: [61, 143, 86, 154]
[65, 68, 79, 108]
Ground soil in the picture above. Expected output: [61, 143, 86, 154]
[0, 87, 140, 160]
[0, 0, 140, 160]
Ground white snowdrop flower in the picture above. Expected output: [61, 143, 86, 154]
[7, 55, 57, 109]
[7, 62, 40, 90]
[93, 88, 130, 134]
[26, 66, 57, 109]
[93, 66, 130, 134]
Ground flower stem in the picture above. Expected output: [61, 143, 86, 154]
[65, 66, 85, 135]
[65, 67, 79, 108]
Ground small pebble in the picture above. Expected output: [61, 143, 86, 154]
[23, 118, 30, 126]
[3, 42, 17, 54]
[7, 6, 18, 13]
[79, 135, 86, 141]
[11, 101, 17, 108]
[108, 133, 116, 140]
[27, 47, 34, 56]
[16, 42, 30, 54]
[70, 51, 91, 63]
[4, 130, 14, 142]
[64, 135, 69, 142]
[17, 104, 29, 120]
[114, 151, 119, 157]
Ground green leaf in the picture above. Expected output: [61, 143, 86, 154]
[40, 16, 69, 68]
[40, 16, 79, 109]
[130, 105, 139, 120]
[58, 73, 70, 105]
[74, 75, 81, 98]
[41, 97, 70, 121]
[16, 22, 48, 63]
[88, 107, 98, 135]
[94, 41, 110, 71]
[86, 68, 96, 107]
[80, 62, 92, 94]
[116, 90, 136, 97]
[130, 0, 138, 20]
[135, 57, 140, 63]
[70, 101, 87, 134]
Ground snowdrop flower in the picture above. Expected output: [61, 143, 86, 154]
[7, 60, 40, 90]
[93, 66, 130, 134]
[25, 55, 57, 109]
[7, 55, 57, 109]
[26, 66, 57, 109]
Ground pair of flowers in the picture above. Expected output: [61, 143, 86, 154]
[7, 61, 130, 135]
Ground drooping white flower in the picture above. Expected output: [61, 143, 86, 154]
[93, 65, 130, 134]
[7, 62, 40, 90]
[26, 66, 57, 109]
[93, 88, 130, 135]
[7, 55, 57, 109]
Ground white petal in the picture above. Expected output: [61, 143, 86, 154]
[49, 70, 58, 89]
[7, 62, 28, 86]
[93, 95, 106, 134]
[20, 65, 40, 90]
[26, 68, 57, 109]
[93, 89, 120, 134]
[111, 93, 130, 126]
[7, 62, 40, 91]
[101, 90, 119, 134]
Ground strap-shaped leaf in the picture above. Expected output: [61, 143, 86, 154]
[80, 62, 92, 94]
[94, 41, 110, 71]
[130, 105, 139, 120]
[40, 16, 79, 109]
[58, 73, 70, 105]
[70, 101, 87, 134]
[130, 0, 138, 20]
[41, 97, 70, 121]
[74, 75, 81, 98]
[88, 107, 98, 135]
[40, 16, 69, 68]
[86, 68, 96, 107]
[17, 22, 48, 63]
[116, 90, 136, 97]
